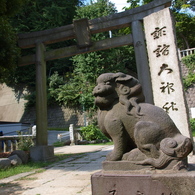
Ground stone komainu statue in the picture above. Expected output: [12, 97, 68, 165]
[93, 72, 193, 170]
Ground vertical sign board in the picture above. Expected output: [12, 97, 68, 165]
[144, 8, 192, 138]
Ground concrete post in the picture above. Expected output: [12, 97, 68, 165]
[131, 20, 154, 104]
[35, 43, 48, 146]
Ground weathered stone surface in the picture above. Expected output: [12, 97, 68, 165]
[144, 8, 192, 139]
[10, 150, 28, 164]
[0, 158, 11, 169]
[8, 154, 22, 166]
[102, 159, 189, 171]
[30, 145, 54, 162]
[20, 106, 86, 129]
[91, 170, 195, 195]
[93, 72, 193, 170]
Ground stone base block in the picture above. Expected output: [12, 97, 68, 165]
[30, 145, 54, 162]
[91, 170, 195, 195]
[102, 159, 185, 171]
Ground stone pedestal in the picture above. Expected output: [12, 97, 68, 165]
[30, 145, 55, 162]
[91, 169, 195, 195]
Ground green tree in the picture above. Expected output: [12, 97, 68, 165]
[49, 0, 137, 110]
[75, 0, 116, 19]
[0, 0, 26, 84]
[5, 0, 83, 103]
[172, 0, 195, 12]
[126, 0, 195, 11]
[182, 54, 195, 89]
[174, 13, 195, 49]
[12, 0, 84, 32]
[125, 0, 195, 49]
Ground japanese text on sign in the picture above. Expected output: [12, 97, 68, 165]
[151, 26, 178, 113]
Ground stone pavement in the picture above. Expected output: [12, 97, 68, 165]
[0, 145, 195, 195]
[0, 145, 113, 195]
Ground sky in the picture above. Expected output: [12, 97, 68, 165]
[84, 1, 195, 15]
[85, 0, 130, 12]
[111, 0, 130, 12]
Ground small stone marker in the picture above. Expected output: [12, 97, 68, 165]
[69, 124, 75, 145]
[144, 8, 192, 138]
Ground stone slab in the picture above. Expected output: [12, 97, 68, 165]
[91, 170, 195, 195]
[30, 145, 54, 162]
[144, 8, 192, 140]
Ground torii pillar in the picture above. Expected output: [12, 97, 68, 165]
[30, 43, 54, 161]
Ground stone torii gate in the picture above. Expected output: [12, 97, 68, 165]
[18, 0, 176, 161]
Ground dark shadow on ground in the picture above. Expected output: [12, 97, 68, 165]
[0, 146, 112, 195]
[0, 182, 31, 195]
[48, 148, 112, 172]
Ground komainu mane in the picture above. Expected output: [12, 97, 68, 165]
[93, 72, 193, 170]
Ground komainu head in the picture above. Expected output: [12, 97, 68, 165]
[93, 72, 145, 114]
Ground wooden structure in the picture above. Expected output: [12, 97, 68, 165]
[17, 0, 171, 157]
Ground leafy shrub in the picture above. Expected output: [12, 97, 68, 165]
[80, 125, 109, 141]
[17, 132, 34, 151]
[183, 72, 195, 89]
[182, 54, 195, 72]
[53, 141, 64, 147]
[190, 118, 195, 134]
[182, 54, 195, 89]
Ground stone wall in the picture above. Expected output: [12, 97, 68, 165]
[20, 105, 86, 128]
[0, 84, 88, 128]
[0, 84, 27, 122]
[0, 61, 194, 127]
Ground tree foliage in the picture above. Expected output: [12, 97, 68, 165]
[182, 54, 195, 89]
[0, 0, 26, 84]
[80, 124, 109, 141]
[125, 0, 195, 50]
[126, 0, 195, 11]
[0, 0, 26, 17]
[4, 0, 83, 102]
[12, 0, 84, 32]
[49, 46, 135, 110]
[48, 0, 137, 110]
[174, 13, 195, 49]
[75, 0, 116, 19]
[172, 0, 195, 12]
[5, 0, 194, 111]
